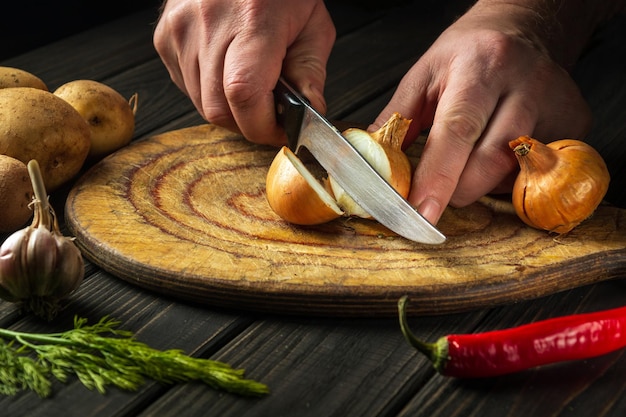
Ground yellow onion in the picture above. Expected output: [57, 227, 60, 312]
[509, 135, 610, 234]
[0, 160, 84, 320]
[266, 146, 343, 225]
[328, 112, 413, 218]
[265, 112, 414, 225]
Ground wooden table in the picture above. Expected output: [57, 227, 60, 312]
[2, 2, 626, 416]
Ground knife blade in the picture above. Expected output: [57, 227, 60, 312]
[273, 77, 446, 244]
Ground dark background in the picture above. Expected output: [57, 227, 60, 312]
[1, 0, 161, 60]
[1, 0, 435, 61]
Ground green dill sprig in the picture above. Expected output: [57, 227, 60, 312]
[0, 316, 269, 398]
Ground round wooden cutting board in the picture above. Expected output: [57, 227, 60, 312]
[65, 124, 626, 316]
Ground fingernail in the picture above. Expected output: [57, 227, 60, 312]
[417, 198, 442, 225]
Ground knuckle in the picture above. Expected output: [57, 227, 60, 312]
[223, 78, 262, 110]
[202, 105, 236, 130]
[454, 30, 524, 85]
[440, 112, 485, 145]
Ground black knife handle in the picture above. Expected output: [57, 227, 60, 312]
[273, 77, 305, 151]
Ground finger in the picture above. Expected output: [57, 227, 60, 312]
[153, 6, 194, 99]
[369, 61, 437, 146]
[408, 78, 501, 225]
[153, 41, 187, 98]
[450, 92, 538, 206]
[221, 4, 336, 146]
[194, 26, 242, 133]
[281, 3, 336, 115]
[532, 71, 592, 141]
[221, 31, 287, 145]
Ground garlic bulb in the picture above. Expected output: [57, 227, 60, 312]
[0, 160, 84, 320]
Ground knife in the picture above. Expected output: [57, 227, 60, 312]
[273, 77, 446, 244]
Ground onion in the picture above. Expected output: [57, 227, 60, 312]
[265, 112, 413, 225]
[509, 135, 610, 234]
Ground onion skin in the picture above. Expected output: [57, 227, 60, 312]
[266, 146, 343, 225]
[329, 112, 413, 218]
[265, 112, 413, 226]
[509, 135, 610, 234]
[359, 111, 412, 199]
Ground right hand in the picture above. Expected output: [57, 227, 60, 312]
[153, 0, 336, 146]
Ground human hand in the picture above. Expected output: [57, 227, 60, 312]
[371, 2, 592, 225]
[153, 0, 336, 145]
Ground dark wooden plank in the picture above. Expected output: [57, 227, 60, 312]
[325, 1, 472, 121]
[335, 2, 462, 123]
[2, 8, 161, 87]
[0, 0, 159, 60]
[0, 266, 256, 417]
[138, 310, 486, 417]
[140, 282, 626, 417]
[1, 8, 195, 142]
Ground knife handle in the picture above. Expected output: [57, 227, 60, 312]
[274, 77, 305, 151]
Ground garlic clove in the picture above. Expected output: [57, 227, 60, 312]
[51, 236, 84, 298]
[26, 226, 58, 295]
[0, 229, 30, 301]
[266, 146, 343, 225]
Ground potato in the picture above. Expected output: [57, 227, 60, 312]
[0, 155, 33, 233]
[0, 66, 48, 91]
[54, 79, 136, 159]
[0, 87, 91, 191]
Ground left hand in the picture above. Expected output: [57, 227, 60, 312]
[370, 3, 592, 225]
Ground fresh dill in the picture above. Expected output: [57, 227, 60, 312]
[0, 316, 269, 398]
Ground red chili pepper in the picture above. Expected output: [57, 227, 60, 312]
[397, 296, 626, 378]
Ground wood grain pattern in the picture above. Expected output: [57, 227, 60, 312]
[65, 124, 626, 316]
[5, 3, 626, 417]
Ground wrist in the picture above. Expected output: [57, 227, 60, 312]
[470, 0, 625, 70]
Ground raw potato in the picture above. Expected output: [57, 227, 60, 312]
[0, 66, 48, 91]
[0, 155, 34, 233]
[54, 79, 136, 159]
[0, 87, 91, 191]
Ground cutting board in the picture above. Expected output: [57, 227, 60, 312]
[65, 124, 626, 316]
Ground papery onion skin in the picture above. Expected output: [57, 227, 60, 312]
[265, 113, 414, 226]
[329, 112, 413, 218]
[266, 146, 343, 225]
[509, 135, 610, 234]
